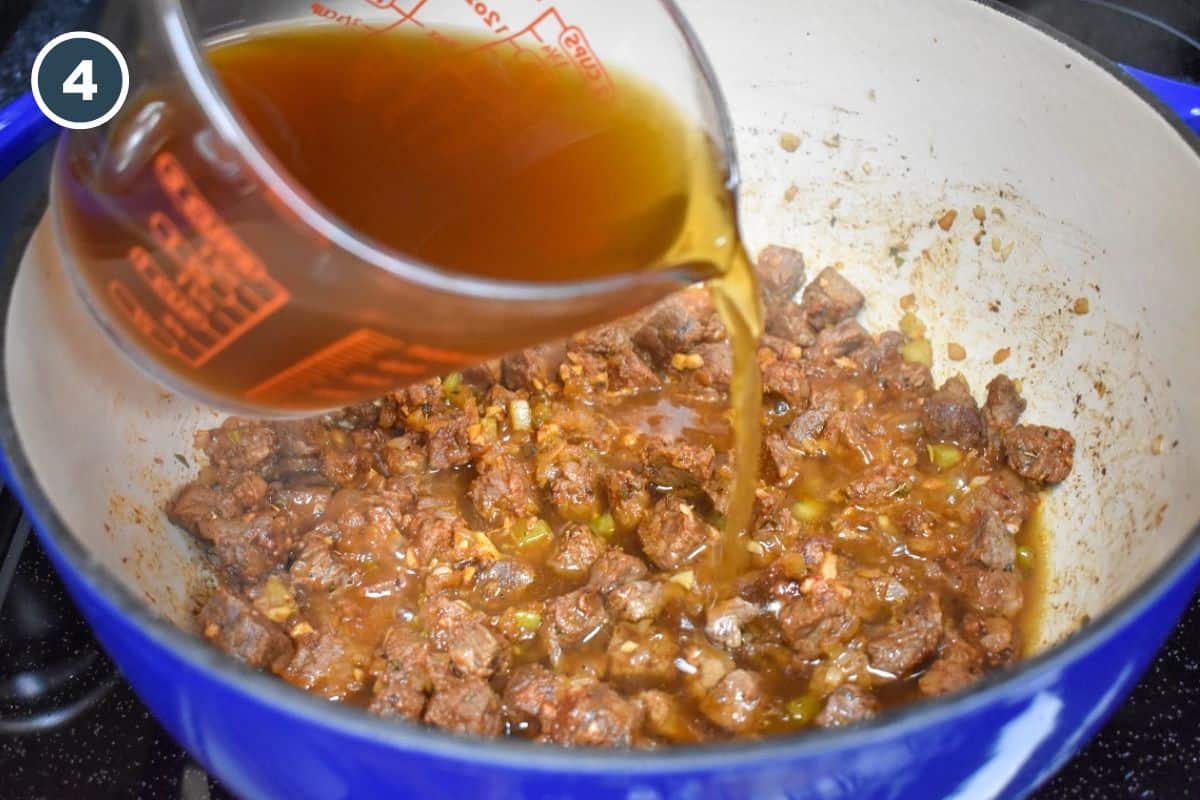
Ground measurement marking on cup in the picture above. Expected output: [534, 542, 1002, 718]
[336, 0, 610, 92]
[246, 328, 488, 405]
[110, 153, 290, 368]
[353, 0, 430, 33]
[482, 8, 613, 93]
[465, 0, 508, 33]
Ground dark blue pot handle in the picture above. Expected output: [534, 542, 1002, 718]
[0, 61, 1198, 181]
[1122, 65, 1200, 136]
[0, 92, 56, 181]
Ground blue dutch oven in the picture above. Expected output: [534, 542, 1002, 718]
[1, 1, 1199, 798]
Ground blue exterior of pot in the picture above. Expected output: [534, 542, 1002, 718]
[16, 492, 1200, 799]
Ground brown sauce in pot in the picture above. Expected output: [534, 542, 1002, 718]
[171, 258, 1076, 744]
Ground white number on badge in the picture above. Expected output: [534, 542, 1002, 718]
[62, 59, 98, 101]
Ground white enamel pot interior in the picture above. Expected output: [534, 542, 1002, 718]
[2, 0, 1198, 770]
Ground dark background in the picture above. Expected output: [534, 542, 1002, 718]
[0, 1, 1198, 798]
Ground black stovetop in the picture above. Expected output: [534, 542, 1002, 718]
[1, 2, 1198, 798]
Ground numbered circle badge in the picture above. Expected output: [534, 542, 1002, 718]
[31, 31, 129, 130]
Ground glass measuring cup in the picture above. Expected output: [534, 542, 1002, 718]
[51, 0, 742, 415]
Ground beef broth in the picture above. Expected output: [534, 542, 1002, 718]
[168, 253, 1076, 745]
[56, 22, 764, 449]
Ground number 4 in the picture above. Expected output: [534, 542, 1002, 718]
[63, 59, 98, 101]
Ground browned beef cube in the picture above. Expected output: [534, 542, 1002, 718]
[405, 505, 459, 566]
[420, 596, 505, 679]
[679, 641, 735, 696]
[198, 587, 294, 671]
[825, 410, 880, 459]
[426, 413, 473, 471]
[799, 267, 865, 330]
[448, 621, 505, 679]
[606, 580, 668, 622]
[765, 433, 802, 483]
[167, 483, 222, 532]
[545, 589, 609, 653]
[922, 375, 985, 449]
[1002, 425, 1075, 485]
[960, 565, 1023, 617]
[632, 290, 724, 367]
[468, 450, 539, 525]
[536, 442, 601, 522]
[461, 359, 501, 391]
[641, 437, 715, 491]
[788, 406, 833, 444]
[285, 630, 370, 700]
[815, 319, 872, 360]
[846, 337, 890, 374]
[705, 597, 760, 649]
[984, 375, 1026, 430]
[765, 303, 818, 347]
[879, 360, 934, 397]
[638, 689, 703, 743]
[199, 419, 277, 473]
[779, 582, 860, 659]
[610, 349, 661, 393]
[368, 626, 441, 720]
[750, 487, 801, 542]
[637, 496, 717, 570]
[876, 330, 905, 360]
[503, 664, 564, 731]
[570, 327, 660, 393]
[865, 594, 943, 676]
[268, 483, 333, 534]
[336, 401, 384, 429]
[546, 681, 643, 747]
[382, 433, 427, 476]
[400, 379, 440, 411]
[501, 342, 565, 392]
[699, 669, 765, 733]
[222, 471, 268, 515]
[958, 470, 1037, 533]
[756, 245, 807, 307]
[424, 677, 503, 736]
[814, 684, 879, 727]
[197, 511, 294, 586]
[472, 558, 537, 611]
[588, 550, 649, 594]
[320, 446, 361, 488]
[271, 419, 324, 460]
[963, 614, 1017, 667]
[606, 624, 679, 687]
[547, 524, 604, 576]
[687, 341, 734, 391]
[918, 638, 983, 697]
[982, 375, 1026, 457]
[761, 357, 810, 408]
[844, 463, 911, 504]
[604, 470, 652, 530]
[571, 325, 629, 356]
[288, 530, 357, 594]
[968, 509, 1016, 570]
